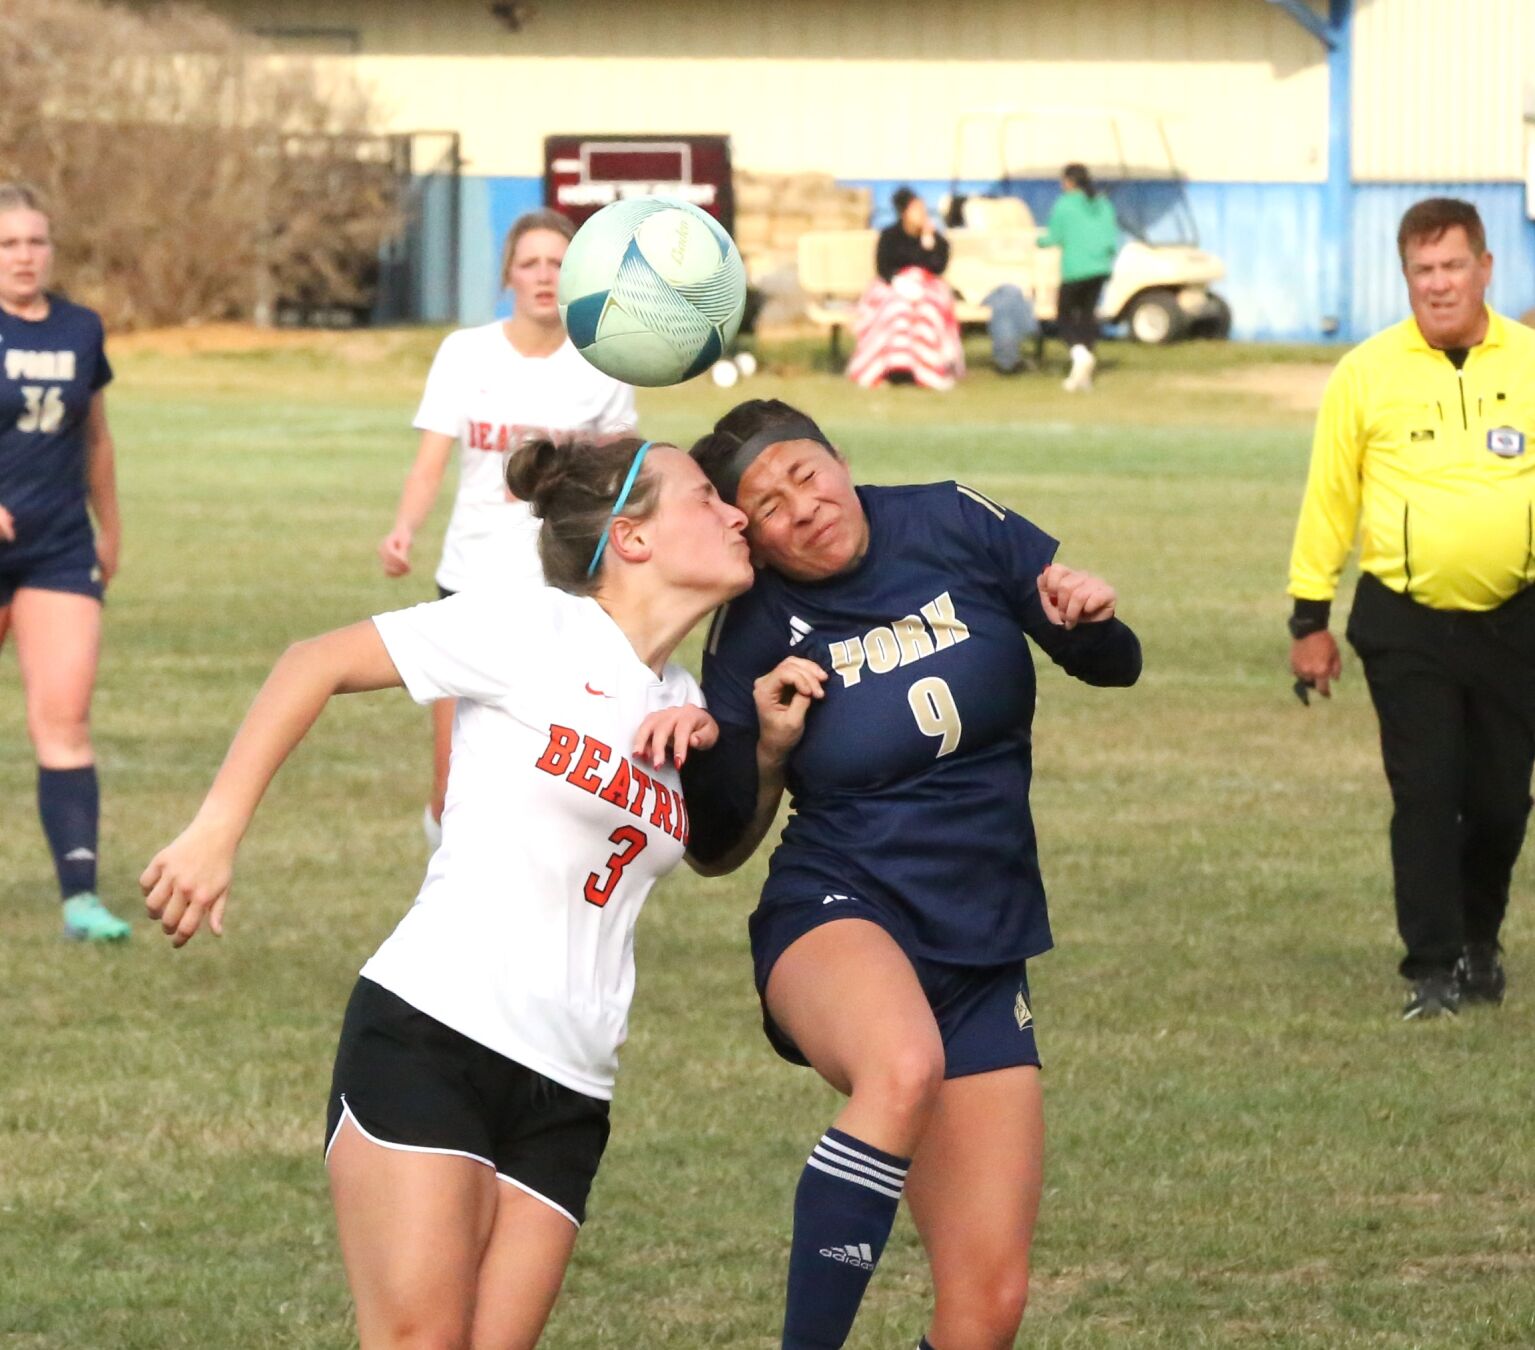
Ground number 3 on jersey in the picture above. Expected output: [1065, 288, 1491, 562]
[908, 676, 962, 757]
[584, 825, 647, 907]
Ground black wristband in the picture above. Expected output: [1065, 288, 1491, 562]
[1287, 598, 1331, 639]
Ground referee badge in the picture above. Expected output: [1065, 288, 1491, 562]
[1487, 427, 1526, 458]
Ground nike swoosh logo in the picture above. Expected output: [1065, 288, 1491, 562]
[585, 683, 612, 698]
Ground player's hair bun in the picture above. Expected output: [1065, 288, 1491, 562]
[504, 435, 664, 594]
[504, 436, 572, 520]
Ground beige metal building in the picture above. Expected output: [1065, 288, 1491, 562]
[210, 0, 1535, 338]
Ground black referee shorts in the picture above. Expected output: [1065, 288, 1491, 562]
[325, 977, 611, 1227]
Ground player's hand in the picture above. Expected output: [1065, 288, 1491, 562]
[0, 502, 14, 542]
[1037, 564, 1116, 628]
[634, 704, 718, 769]
[1290, 630, 1342, 699]
[95, 526, 120, 585]
[754, 657, 827, 764]
[140, 822, 237, 947]
[378, 528, 413, 577]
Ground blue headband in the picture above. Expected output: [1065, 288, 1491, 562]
[586, 440, 654, 577]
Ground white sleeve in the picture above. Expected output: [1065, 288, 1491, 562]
[373, 592, 523, 706]
[590, 377, 637, 436]
[412, 333, 466, 438]
[661, 665, 707, 710]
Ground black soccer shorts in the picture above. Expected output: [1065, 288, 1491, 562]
[325, 977, 611, 1226]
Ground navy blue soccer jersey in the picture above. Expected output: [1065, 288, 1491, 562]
[700, 481, 1140, 966]
[0, 295, 112, 563]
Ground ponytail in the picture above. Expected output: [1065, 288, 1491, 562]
[1062, 163, 1097, 200]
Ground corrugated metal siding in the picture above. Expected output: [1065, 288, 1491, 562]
[211, 0, 1329, 182]
[1350, 182, 1535, 333]
[840, 176, 1327, 339]
[1353, 0, 1535, 181]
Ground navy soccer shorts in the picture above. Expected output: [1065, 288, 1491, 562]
[749, 893, 1041, 1078]
[0, 532, 104, 607]
[325, 977, 611, 1227]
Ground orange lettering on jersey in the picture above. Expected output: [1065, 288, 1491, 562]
[627, 764, 653, 818]
[599, 757, 632, 808]
[478, 422, 492, 450]
[671, 792, 689, 844]
[495, 424, 512, 452]
[567, 737, 611, 794]
[535, 724, 580, 776]
[648, 781, 675, 834]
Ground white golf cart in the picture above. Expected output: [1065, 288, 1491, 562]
[795, 105, 1230, 352]
[946, 105, 1230, 344]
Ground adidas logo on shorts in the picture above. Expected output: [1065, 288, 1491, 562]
[819, 1242, 875, 1270]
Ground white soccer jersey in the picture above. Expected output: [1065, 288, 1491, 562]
[413, 323, 636, 593]
[365, 585, 700, 1100]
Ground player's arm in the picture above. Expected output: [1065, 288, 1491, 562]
[1287, 362, 1365, 697]
[379, 429, 455, 577]
[1031, 564, 1142, 686]
[141, 622, 405, 946]
[955, 485, 1140, 687]
[683, 656, 827, 877]
[84, 392, 121, 583]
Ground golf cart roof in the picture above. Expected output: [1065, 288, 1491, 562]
[953, 105, 1188, 183]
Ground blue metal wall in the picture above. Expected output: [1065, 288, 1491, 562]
[449, 174, 1535, 342]
[843, 176, 1331, 342]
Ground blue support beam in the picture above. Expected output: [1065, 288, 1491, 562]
[1265, 0, 1338, 49]
[1323, 0, 1353, 338]
[1266, 0, 1353, 338]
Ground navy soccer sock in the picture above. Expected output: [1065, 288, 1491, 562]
[38, 765, 99, 899]
[781, 1127, 909, 1350]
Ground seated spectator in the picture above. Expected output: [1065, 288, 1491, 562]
[848, 187, 964, 390]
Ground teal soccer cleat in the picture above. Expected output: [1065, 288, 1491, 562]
[62, 893, 132, 943]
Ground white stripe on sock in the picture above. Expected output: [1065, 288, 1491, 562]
[806, 1155, 905, 1201]
[816, 1134, 908, 1182]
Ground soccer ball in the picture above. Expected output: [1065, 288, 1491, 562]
[558, 197, 747, 387]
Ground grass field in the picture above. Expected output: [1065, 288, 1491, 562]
[2, 331, 1532, 1348]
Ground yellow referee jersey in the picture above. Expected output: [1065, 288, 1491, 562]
[1289, 308, 1535, 611]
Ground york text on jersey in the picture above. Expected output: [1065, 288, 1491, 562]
[827, 591, 972, 688]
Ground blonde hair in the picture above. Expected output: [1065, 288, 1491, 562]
[499, 208, 575, 289]
[0, 183, 46, 217]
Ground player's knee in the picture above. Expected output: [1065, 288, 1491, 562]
[937, 1264, 1031, 1347]
[371, 1309, 472, 1350]
[980, 1265, 1031, 1339]
[27, 709, 91, 759]
[853, 1042, 943, 1126]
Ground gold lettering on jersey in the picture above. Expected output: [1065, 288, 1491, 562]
[864, 626, 900, 674]
[828, 591, 971, 689]
[4, 349, 76, 381]
[892, 615, 935, 664]
[921, 592, 971, 650]
[828, 635, 866, 685]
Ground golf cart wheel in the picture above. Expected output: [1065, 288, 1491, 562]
[1191, 294, 1232, 341]
[1125, 290, 1189, 346]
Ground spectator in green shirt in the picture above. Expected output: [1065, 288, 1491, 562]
[1039, 164, 1120, 392]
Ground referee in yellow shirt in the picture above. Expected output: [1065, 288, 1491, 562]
[1289, 198, 1535, 1021]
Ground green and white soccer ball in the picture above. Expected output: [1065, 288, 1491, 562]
[558, 197, 747, 387]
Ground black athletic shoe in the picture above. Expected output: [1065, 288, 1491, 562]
[1455, 944, 1506, 1005]
[1402, 971, 1461, 1021]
